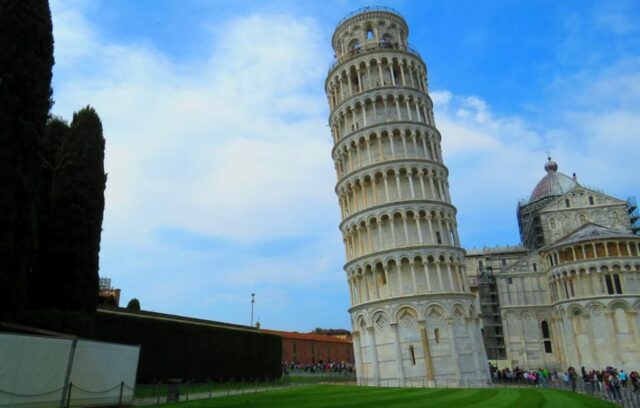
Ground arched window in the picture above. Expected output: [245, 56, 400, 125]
[550, 218, 556, 229]
[348, 39, 361, 53]
[569, 279, 575, 297]
[614, 274, 623, 294]
[366, 26, 374, 40]
[579, 214, 587, 225]
[541, 320, 553, 353]
[434, 328, 440, 343]
[605, 273, 623, 294]
[541, 321, 550, 337]
[436, 231, 442, 244]
[589, 196, 594, 205]
[409, 345, 416, 365]
[565, 199, 571, 208]
[533, 263, 537, 272]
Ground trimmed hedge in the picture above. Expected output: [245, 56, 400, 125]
[94, 311, 282, 382]
[19, 309, 95, 338]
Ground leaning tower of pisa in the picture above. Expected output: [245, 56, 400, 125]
[326, 7, 489, 385]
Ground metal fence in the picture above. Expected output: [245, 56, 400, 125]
[134, 377, 307, 406]
[358, 375, 640, 407]
[0, 381, 135, 408]
[131, 373, 640, 407]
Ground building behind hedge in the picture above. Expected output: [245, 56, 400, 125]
[263, 329, 354, 367]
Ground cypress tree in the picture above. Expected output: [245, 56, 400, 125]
[0, 0, 54, 319]
[43, 107, 106, 312]
[27, 117, 69, 309]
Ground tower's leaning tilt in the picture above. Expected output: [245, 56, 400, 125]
[325, 7, 490, 385]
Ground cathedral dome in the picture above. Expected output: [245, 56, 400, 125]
[528, 157, 578, 204]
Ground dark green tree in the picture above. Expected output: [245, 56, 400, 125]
[27, 117, 69, 308]
[126, 298, 141, 311]
[0, 0, 54, 319]
[39, 107, 106, 312]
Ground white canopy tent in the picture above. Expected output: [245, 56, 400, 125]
[0, 333, 140, 408]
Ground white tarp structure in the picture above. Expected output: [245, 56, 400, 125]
[0, 333, 140, 408]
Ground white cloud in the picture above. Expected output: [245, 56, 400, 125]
[51, 6, 335, 243]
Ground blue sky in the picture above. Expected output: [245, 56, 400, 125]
[50, 0, 640, 331]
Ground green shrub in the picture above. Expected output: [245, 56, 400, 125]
[126, 298, 140, 310]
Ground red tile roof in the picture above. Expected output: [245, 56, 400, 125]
[262, 329, 352, 344]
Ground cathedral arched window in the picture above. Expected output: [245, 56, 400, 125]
[550, 218, 556, 229]
[605, 273, 623, 295]
[589, 196, 594, 205]
[565, 199, 571, 208]
[434, 328, 440, 343]
[579, 214, 587, 225]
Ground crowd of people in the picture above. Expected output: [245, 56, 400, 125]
[576, 366, 639, 403]
[490, 364, 639, 404]
[282, 361, 354, 374]
[490, 365, 556, 386]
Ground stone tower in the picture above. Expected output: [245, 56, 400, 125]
[325, 7, 489, 385]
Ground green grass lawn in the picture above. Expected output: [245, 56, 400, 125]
[160, 384, 616, 408]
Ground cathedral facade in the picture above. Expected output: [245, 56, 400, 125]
[467, 158, 640, 372]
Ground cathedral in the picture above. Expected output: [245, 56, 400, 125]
[466, 157, 640, 372]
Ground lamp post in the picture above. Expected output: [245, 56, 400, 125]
[251, 293, 255, 327]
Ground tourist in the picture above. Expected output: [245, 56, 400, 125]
[568, 367, 577, 392]
[608, 370, 622, 403]
[619, 370, 628, 388]
[630, 371, 639, 392]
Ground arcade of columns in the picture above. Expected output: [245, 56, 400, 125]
[546, 239, 640, 301]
